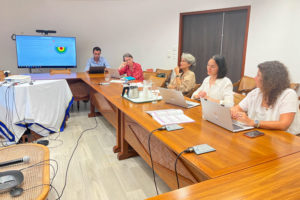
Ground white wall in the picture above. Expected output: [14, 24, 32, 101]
[245, 0, 300, 81]
[0, 0, 299, 81]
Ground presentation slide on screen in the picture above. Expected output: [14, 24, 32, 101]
[16, 35, 76, 67]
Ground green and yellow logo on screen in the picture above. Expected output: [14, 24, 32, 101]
[55, 46, 67, 54]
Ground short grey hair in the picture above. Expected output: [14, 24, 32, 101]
[123, 53, 133, 60]
[181, 53, 196, 67]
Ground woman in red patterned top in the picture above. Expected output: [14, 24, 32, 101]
[118, 53, 144, 81]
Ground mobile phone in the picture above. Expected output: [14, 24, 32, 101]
[244, 130, 264, 138]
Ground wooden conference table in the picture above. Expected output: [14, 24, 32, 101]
[147, 152, 300, 200]
[30, 72, 300, 197]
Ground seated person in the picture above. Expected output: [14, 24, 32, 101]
[231, 61, 300, 135]
[191, 55, 233, 107]
[168, 53, 196, 95]
[118, 53, 144, 81]
[84, 47, 110, 72]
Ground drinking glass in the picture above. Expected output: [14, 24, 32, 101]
[104, 71, 111, 82]
[152, 84, 159, 104]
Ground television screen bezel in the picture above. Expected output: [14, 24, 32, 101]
[15, 35, 77, 69]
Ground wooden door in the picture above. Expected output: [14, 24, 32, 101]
[179, 6, 250, 84]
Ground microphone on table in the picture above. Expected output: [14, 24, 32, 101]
[0, 156, 30, 168]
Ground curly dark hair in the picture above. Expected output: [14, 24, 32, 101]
[212, 55, 227, 78]
[258, 61, 290, 107]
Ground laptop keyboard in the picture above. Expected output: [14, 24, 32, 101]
[186, 100, 199, 107]
[232, 123, 243, 130]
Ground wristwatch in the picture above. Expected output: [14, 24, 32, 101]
[254, 120, 260, 128]
[176, 74, 180, 78]
[219, 100, 224, 106]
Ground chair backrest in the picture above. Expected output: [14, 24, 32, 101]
[156, 69, 173, 88]
[0, 70, 5, 81]
[67, 80, 89, 100]
[290, 83, 300, 107]
[149, 76, 167, 87]
[234, 92, 246, 106]
[143, 71, 158, 80]
[234, 76, 256, 94]
[146, 69, 154, 72]
[50, 69, 71, 75]
[185, 83, 201, 98]
[156, 68, 172, 81]
[290, 83, 299, 91]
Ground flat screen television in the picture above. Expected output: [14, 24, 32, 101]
[15, 35, 77, 68]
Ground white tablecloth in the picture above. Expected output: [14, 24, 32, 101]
[0, 79, 73, 144]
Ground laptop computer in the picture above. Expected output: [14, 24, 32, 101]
[106, 68, 121, 78]
[159, 88, 200, 108]
[200, 98, 253, 132]
[88, 66, 106, 74]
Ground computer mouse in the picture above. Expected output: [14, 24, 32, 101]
[10, 187, 23, 197]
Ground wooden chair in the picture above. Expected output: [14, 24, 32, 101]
[0, 70, 5, 81]
[290, 83, 300, 109]
[67, 80, 90, 111]
[146, 69, 154, 72]
[0, 144, 50, 199]
[185, 83, 201, 98]
[156, 68, 173, 87]
[48, 69, 88, 111]
[143, 71, 158, 80]
[234, 93, 246, 106]
[290, 83, 299, 91]
[50, 69, 71, 75]
[149, 76, 167, 87]
[233, 76, 256, 95]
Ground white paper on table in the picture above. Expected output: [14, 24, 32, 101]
[136, 82, 144, 87]
[146, 109, 194, 125]
[110, 80, 125, 83]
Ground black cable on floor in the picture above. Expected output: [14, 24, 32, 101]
[55, 117, 98, 200]
[175, 147, 194, 189]
[148, 126, 166, 195]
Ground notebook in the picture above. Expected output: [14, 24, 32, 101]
[146, 109, 194, 125]
[200, 98, 253, 132]
[159, 88, 200, 108]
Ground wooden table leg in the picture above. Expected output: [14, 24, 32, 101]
[117, 112, 137, 160]
[113, 109, 121, 153]
[88, 91, 102, 117]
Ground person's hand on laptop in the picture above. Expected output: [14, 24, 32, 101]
[230, 107, 240, 119]
[194, 91, 207, 99]
[231, 107, 254, 126]
[168, 84, 176, 89]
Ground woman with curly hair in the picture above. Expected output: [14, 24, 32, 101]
[231, 61, 300, 135]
